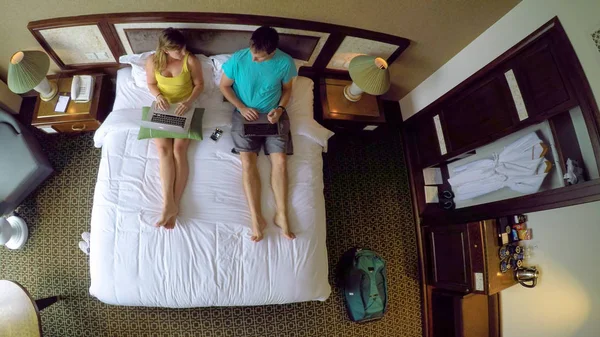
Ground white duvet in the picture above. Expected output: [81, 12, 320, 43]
[89, 72, 332, 307]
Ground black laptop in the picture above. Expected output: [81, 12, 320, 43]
[243, 114, 282, 137]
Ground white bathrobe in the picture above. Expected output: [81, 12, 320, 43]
[448, 133, 551, 201]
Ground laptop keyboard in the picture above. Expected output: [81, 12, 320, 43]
[151, 113, 186, 128]
[244, 123, 278, 136]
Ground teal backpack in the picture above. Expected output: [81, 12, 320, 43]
[338, 248, 388, 322]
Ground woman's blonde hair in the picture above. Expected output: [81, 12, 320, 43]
[153, 28, 186, 71]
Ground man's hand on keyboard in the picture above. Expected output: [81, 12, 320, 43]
[267, 107, 283, 124]
[240, 107, 259, 121]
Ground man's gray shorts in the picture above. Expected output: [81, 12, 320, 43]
[231, 110, 293, 155]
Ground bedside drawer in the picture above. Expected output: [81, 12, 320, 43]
[30, 73, 113, 134]
[38, 120, 100, 133]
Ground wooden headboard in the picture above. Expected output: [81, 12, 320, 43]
[27, 12, 410, 75]
[123, 29, 320, 62]
[118, 25, 324, 66]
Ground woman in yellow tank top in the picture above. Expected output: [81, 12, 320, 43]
[145, 28, 204, 229]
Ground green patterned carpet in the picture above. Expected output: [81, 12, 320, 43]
[0, 128, 422, 337]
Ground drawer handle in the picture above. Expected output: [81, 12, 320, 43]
[71, 124, 86, 131]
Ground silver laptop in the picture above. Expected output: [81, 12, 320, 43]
[141, 101, 194, 133]
[243, 114, 282, 137]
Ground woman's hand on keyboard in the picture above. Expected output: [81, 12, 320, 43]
[156, 94, 170, 111]
[175, 101, 192, 116]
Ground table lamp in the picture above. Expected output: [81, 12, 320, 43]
[0, 215, 28, 250]
[344, 55, 391, 102]
[7, 51, 57, 101]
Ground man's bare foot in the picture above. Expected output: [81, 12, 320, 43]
[164, 216, 176, 230]
[155, 203, 178, 227]
[274, 212, 296, 240]
[251, 216, 267, 242]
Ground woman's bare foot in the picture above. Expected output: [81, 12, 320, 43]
[274, 212, 296, 240]
[164, 216, 177, 230]
[251, 216, 267, 242]
[155, 203, 178, 227]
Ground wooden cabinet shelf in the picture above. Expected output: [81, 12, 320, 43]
[406, 19, 585, 171]
[425, 219, 510, 337]
[509, 34, 578, 118]
[442, 73, 518, 153]
[402, 17, 600, 222]
[430, 290, 500, 337]
[408, 17, 600, 337]
[424, 219, 517, 296]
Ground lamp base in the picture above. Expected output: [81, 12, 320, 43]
[4, 216, 28, 250]
[39, 81, 58, 102]
[343, 84, 362, 102]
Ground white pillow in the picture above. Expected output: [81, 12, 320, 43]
[194, 54, 216, 92]
[209, 54, 232, 87]
[209, 54, 306, 87]
[293, 59, 307, 72]
[287, 76, 314, 117]
[119, 51, 154, 89]
[119, 52, 216, 92]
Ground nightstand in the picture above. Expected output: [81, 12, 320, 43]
[30, 73, 112, 133]
[319, 78, 399, 132]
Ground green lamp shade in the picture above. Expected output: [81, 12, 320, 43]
[348, 55, 391, 95]
[7, 51, 50, 94]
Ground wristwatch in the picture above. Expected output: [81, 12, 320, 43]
[276, 105, 287, 114]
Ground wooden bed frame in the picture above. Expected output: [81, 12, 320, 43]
[27, 12, 410, 77]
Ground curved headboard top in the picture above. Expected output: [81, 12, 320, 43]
[28, 12, 410, 73]
[117, 23, 328, 66]
[124, 29, 319, 62]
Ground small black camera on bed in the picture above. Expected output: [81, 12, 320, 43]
[210, 128, 224, 141]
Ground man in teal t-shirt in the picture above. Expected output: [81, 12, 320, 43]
[219, 26, 297, 243]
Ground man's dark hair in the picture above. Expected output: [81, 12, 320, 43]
[250, 26, 279, 54]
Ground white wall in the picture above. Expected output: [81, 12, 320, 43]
[399, 0, 600, 121]
[398, 1, 600, 336]
[501, 201, 600, 337]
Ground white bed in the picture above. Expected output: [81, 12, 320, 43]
[89, 68, 333, 307]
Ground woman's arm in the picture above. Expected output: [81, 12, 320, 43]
[146, 56, 161, 98]
[186, 54, 204, 102]
[175, 54, 204, 115]
[146, 56, 169, 110]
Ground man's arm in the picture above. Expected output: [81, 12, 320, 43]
[267, 79, 293, 124]
[219, 73, 259, 121]
[278, 79, 293, 108]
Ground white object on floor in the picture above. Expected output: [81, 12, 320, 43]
[79, 241, 90, 255]
[81, 232, 90, 244]
[0, 215, 28, 250]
